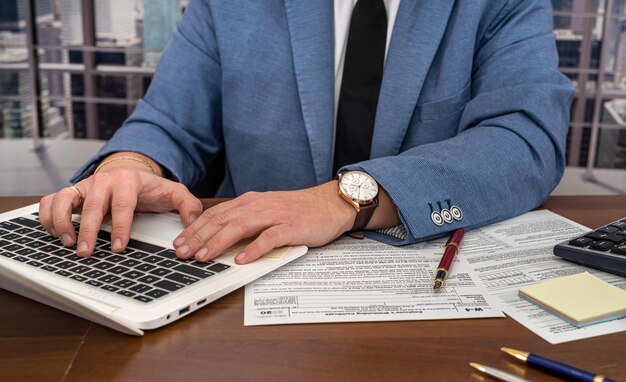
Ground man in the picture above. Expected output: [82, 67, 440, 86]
[39, 0, 573, 265]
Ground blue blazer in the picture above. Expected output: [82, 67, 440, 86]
[73, 0, 574, 245]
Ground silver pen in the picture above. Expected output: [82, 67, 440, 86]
[469, 362, 532, 382]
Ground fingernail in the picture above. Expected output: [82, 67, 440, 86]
[196, 247, 209, 260]
[112, 239, 122, 252]
[174, 236, 186, 247]
[61, 233, 73, 246]
[50, 228, 57, 237]
[178, 245, 190, 256]
[77, 241, 89, 254]
[235, 252, 247, 264]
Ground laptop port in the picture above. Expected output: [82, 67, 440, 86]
[179, 306, 190, 315]
[197, 299, 207, 306]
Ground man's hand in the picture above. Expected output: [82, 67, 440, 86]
[173, 181, 358, 264]
[39, 156, 203, 257]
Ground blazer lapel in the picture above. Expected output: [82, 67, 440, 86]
[371, 1, 455, 158]
[284, 0, 335, 183]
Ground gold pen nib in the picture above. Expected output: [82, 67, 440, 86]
[501, 347, 529, 362]
[469, 362, 487, 372]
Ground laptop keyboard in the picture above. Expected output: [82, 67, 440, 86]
[0, 213, 231, 304]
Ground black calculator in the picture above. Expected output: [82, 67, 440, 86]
[553, 218, 626, 278]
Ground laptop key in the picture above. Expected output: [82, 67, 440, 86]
[129, 283, 151, 293]
[70, 275, 88, 282]
[91, 250, 112, 259]
[52, 249, 72, 256]
[117, 290, 136, 298]
[145, 289, 169, 299]
[41, 265, 57, 272]
[14, 256, 29, 263]
[208, 263, 231, 273]
[40, 245, 60, 253]
[3, 234, 20, 241]
[107, 255, 126, 263]
[43, 256, 62, 264]
[165, 272, 200, 285]
[191, 260, 215, 268]
[138, 275, 159, 284]
[79, 257, 100, 266]
[86, 280, 103, 287]
[69, 265, 90, 274]
[120, 259, 141, 268]
[93, 261, 115, 270]
[150, 267, 172, 277]
[5, 243, 23, 252]
[0, 239, 11, 248]
[56, 270, 72, 277]
[27, 260, 43, 267]
[122, 270, 144, 279]
[0, 251, 15, 258]
[109, 266, 130, 275]
[15, 228, 33, 235]
[134, 263, 155, 272]
[26, 231, 48, 239]
[157, 259, 179, 268]
[173, 264, 214, 279]
[154, 280, 184, 292]
[10, 217, 40, 228]
[85, 270, 106, 279]
[26, 240, 47, 249]
[38, 235, 56, 243]
[128, 251, 150, 260]
[127, 238, 165, 254]
[16, 248, 36, 256]
[114, 279, 136, 289]
[28, 253, 48, 261]
[99, 274, 122, 284]
[55, 261, 76, 269]
[143, 255, 163, 264]
[134, 295, 153, 303]
[155, 249, 177, 259]
[0, 222, 22, 230]
[101, 285, 119, 293]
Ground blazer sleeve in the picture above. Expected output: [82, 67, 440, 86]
[71, 0, 221, 186]
[346, 0, 575, 245]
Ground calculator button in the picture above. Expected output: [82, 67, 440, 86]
[611, 245, 626, 256]
[589, 241, 613, 251]
[597, 226, 619, 234]
[585, 232, 626, 244]
[610, 221, 626, 230]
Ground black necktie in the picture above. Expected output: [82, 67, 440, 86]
[333, 0, 387, 174]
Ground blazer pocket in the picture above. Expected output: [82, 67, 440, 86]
[416, 83, 471, 122]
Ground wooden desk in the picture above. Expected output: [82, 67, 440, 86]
[1, 196, 625, 381]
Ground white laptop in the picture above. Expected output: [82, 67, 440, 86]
[0, 203, 307, 335]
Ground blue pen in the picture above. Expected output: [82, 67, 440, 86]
[501, 347, 616, 382]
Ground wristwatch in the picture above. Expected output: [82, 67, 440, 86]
[337, 170, 379, 232]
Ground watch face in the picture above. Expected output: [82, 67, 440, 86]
[340, 171, 379, 204]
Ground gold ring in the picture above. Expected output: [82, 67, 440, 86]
[69, 185, 84, 205]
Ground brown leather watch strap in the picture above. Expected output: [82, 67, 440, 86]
[350, 199, 378, 232]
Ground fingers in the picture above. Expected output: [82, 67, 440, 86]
[47, 185, 85, 245]
[75, 176, 111, 256]
[109, 181, 139, 252]
[236, 225, 291, 264]
[169, 183, 203, 227]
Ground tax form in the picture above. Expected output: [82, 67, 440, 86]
[460, 210, 626, 344]
[244, 237, 504, 325]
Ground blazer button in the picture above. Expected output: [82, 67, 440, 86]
[431, 211, 444, 226]
[450, 206, 463, 221]
[441, 209, 453, 224]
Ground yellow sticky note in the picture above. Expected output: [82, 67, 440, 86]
[518, 272, 626, 327]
